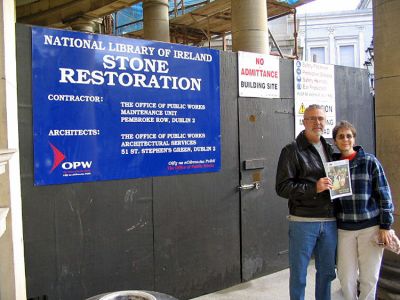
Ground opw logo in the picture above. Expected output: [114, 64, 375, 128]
[49, 143, 92, 176]
[49, 142, 66, 173]
[62, 161, 92, 170]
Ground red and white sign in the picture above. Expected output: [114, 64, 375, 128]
[238, 51, 280, 98]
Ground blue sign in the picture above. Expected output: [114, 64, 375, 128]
[32, 26, 220, 185]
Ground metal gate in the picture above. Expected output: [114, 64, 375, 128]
[16, 24, 374, 300]
[239, 96, 293, 280]
[238, 60, 295, 280]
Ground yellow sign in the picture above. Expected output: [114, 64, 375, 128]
[299, 103, 306, 114]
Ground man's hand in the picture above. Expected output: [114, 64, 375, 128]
[316, 177, 332, 193]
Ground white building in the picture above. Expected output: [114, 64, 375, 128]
[269, 0, 373, 68]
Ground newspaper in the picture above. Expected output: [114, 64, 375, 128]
[324, 159, 352, 199]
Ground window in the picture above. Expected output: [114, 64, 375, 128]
[339, 45, 355, 67]
[310, 47, 325, 63]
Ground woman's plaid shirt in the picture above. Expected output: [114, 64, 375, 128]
[333, 146, 394, 229]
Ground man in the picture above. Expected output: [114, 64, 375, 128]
[275, 104, 336, 300]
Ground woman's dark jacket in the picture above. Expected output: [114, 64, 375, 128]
[275, 131, 335, 218]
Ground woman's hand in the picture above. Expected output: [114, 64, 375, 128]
[379, 229, 392, 245]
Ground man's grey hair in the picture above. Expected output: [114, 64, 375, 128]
[304, 104, 324, 116]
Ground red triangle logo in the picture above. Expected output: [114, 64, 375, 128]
[49, 143, 66, 173]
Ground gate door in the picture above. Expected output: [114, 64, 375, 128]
[238, 96, 294, 281]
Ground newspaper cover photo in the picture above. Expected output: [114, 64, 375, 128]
[324, 159, 352, 200]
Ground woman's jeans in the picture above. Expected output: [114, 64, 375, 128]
[289, 220, 337, 300]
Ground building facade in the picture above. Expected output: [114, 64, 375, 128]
[269, 0, 373, 68]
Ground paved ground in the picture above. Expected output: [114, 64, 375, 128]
[191, 261, 344, 300]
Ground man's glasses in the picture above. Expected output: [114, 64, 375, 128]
[304, 116, 325, 122]
[336, 134, 354, 140]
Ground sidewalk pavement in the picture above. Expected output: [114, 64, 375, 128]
[191, 261, 344, 300]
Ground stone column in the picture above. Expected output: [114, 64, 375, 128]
[358, 26, 365, 68]
[374, 0, 400, 299]
[231, 0, 269, 54]
[0, 0, 27, 299]
[143, 0, 170, 42]
[70, 17, 98, 33]
[328, 27, 335, 65]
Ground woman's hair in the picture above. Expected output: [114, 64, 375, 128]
[332, 120, 357, 139]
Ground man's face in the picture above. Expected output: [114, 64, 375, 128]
[303, 108, 326, 138]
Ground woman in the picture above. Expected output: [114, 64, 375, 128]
[332, 121, 394, 300]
